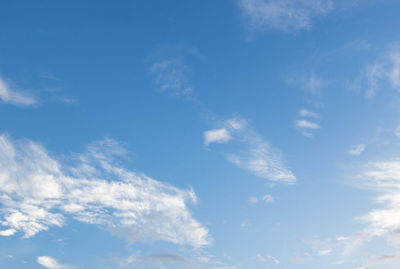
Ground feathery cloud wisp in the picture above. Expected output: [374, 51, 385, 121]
[204, 117, 295, 184]
[150, 60, 194, 97]
[0, 135, 209, 247]
[348, 144, 366, 156]
[299, 109, 320, 118]
[0, 76, 37, 106]
[37, 256, 67, 269]
[351, 46, 400, 99]
[204, 128, 232, 145]
[296, 120, 320, 130]
[238, 0, 333, 32]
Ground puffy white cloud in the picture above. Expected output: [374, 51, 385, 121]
[204, 128, 232, 145]
[205, 117, 295, 184]
[348, 144, 366, 156]
[238, 0, 333, 32]
[0, 228, 16, 236]
[0, 135, 209, 247]
[37, 256, 67, 269]
[0, 76, 37, 106]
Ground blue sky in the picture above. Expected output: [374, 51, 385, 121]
[1, 0, 400, 268]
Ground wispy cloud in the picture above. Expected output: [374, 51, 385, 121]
[0, 135, 209, 247]
[119, 253, 194, 269]
[350, 46, 400, 98]
[262, 194, 274, 203]
[348, 144, 366, 156]
[0, 76, 37, 106]
[150, 60, 194, 97]
[339, 160, 400, 266]
[357, 160, 400, 239]
[257, 254, 280, 265]
[204, 129, 232, 145]
[37, 256, 69, 269]
[148, 45, 201, 102]
[299, 109, 320, 118]
[296, 119, 320, 137]
[296, 120, 320, 130]
[248, 197, 258, 203]
[364, 251, 400, 268]
[238, 0, 333, 32]
[204, 117, 295, 184]
[287, 73, 325, 96]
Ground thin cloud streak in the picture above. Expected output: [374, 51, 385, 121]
[0, 76, 37, 106]
[204, 117, 295, 184]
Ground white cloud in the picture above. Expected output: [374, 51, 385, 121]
[0, 228, 16, 236]
[37, 256, 67, 269]
[352, 46, 400, 98]
[296, 120, 320, 130]
[348, 144, 366, 156]
[0, 135, 209, 247]
[238, 0, 333, 32]
[204, 128, 232, 145]
[299, 109, 319, 118]
[205, 117, 295, 184]
[0, 76, 37, 106]
[357, 160, 400, 240]
[262, 194, 274, 203]
[348, 159, 400, 266]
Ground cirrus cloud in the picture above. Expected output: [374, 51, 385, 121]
[0, 135, 209, 248]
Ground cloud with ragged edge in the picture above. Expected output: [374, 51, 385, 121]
[0, 135, 210, 248]
[37, 256, 70, 269]
[238, 0, 333, 32]
[348, 144, 366, 156]
[350, 45, 400, 99]
[0, 75, 37, 106]
[203, 117, 295, 184]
